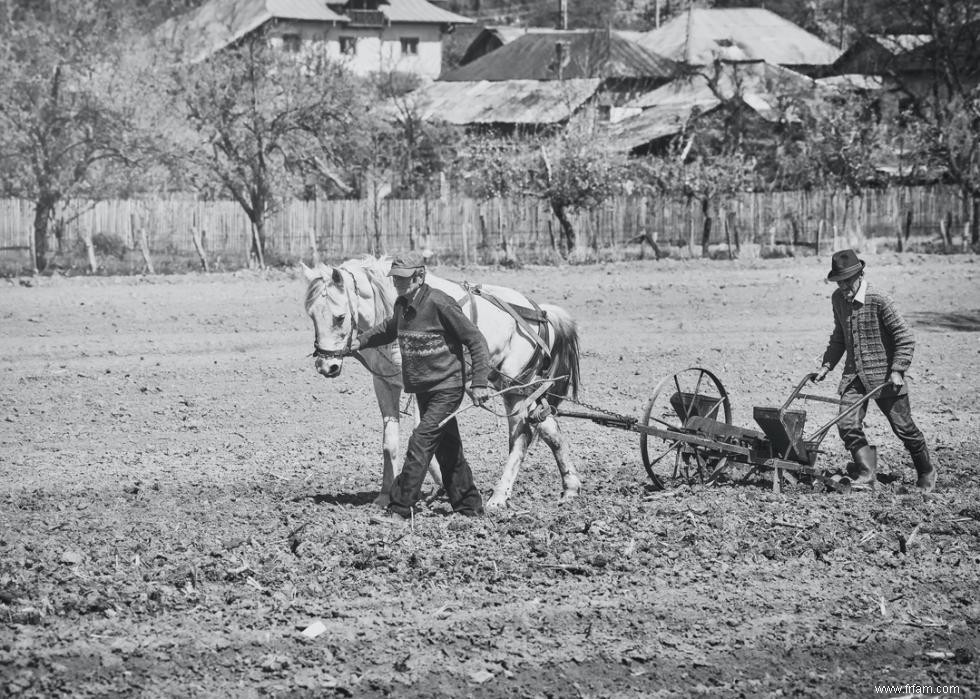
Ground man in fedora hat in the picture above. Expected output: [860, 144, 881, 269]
[815, 249, 935, 491]
[352, 253, 492, 522]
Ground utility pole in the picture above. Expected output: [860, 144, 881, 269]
[559, 0, 568, 30]
[655, 0, 661, 28]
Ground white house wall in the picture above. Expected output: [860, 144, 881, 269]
[267, 21, 443, 78]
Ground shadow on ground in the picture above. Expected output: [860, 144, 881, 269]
[907, 310, 980, 331]
[294, 491, 378, 507]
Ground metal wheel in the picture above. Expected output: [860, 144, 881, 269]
[640, 367, 732, 490]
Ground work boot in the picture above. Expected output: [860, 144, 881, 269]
[912, 448, 937, 493]
[848, 445, 877, 486]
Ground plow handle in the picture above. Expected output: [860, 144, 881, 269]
[779, 373, 819, 412]
[805, 381, 891, 446]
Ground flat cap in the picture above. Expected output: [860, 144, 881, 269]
[387, 253, 425, 277]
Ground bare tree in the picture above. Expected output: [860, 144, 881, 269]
[0, 1, 141, 272]
[879, 1, 980, 245]
[156, 32, 366, 265]
[457, 115, 626, 256]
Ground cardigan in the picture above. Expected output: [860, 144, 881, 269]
[821, 283, 915, 395]
[357, 284, 490, 394]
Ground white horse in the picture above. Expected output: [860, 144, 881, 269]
[301, 256, 582, 509]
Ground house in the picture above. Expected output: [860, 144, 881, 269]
[156, 0, 474, 79]
[439, 28, 677, 123]
[636, 7, 842, 77]
[831, 28, 980, 115]
[607, 57, 826, 154]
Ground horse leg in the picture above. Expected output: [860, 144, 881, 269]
[486, 399, 534, 509]
[536, 414, 581, 500]
[374, 378, 403, 508]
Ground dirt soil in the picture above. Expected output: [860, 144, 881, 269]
[2, 253, 979, 698]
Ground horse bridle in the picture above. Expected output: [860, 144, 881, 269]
[312, 268, 359, 360]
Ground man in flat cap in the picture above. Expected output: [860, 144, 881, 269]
[815, 249, 936, 491]
[353, 253, 492, 521]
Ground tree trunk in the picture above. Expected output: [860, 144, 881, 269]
[32, 199, 55, 272]
[191, 229, 209, 272]
[250, 220, 266, 269]
[723, 209, 734, 259]
[972, 195, 980, 247]
[700, 197, 712, 258]
[551, 200, 575, 255]
[138, 228, 155, 274]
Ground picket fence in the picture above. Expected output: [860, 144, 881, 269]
[0, 186, 970, 266]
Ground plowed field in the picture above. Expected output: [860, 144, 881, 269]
[2, 254, 979, 697]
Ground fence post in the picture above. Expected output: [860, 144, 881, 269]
[308, 228, 319, 266]
[81, 229, 98, 273]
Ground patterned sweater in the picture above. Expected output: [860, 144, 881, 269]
[357, 284, 490, 394]
[821, 283, 915, 395]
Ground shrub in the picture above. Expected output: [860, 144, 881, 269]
[91, 233, 128, 259]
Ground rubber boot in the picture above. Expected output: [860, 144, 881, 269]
[912, 448, 936, 493]
[848, 445, 877, 486]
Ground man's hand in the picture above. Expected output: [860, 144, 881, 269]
[889, 370, 904, 388]
[814, 365, 830, 382]
[471, 386, 491, 407]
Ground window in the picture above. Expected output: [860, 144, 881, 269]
[400, 37, 419, 56]
[339, 36, 357, 55]
[281, 33, 301, 53]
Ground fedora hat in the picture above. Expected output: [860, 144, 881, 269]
[387, 253, 425, 278]
[827, 249, 865, 282]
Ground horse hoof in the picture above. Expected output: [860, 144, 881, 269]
[560, 488, 580, 501]
[485, 496, 507, 510]
[373, 493, 391, 509]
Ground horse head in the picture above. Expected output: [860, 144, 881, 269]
[302, 261, 357, 379]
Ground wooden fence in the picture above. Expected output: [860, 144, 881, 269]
[0, 186, 971, 267]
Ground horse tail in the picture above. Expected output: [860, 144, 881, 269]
[542, 304, 580, 405]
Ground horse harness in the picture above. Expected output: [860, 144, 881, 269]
[460, 282, 560, 416]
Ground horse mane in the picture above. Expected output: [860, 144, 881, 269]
[341, 256, 396, 325]
[304, 276, 326, 313]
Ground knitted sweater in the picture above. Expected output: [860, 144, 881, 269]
[821, 283, 915, 395]
[357, 284, 490, 394]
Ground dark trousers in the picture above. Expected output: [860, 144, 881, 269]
[837, 378, 927, 456]
[388, 387, 484, 518]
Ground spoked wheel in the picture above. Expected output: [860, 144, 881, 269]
[640, 367, 732, 490]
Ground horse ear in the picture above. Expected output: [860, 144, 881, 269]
[331, 268, 344, 286]
[299, 261, 317, 282]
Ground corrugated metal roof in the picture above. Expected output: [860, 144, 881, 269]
[626, 60, 817, 109]
[607, 100, 721, 152]
[442, 29, 678, 81]
[405, 78, 602, 124]
[488, 26, 588, 43]
[382, 0, 474, 24]
[637, 8, 841, 67]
